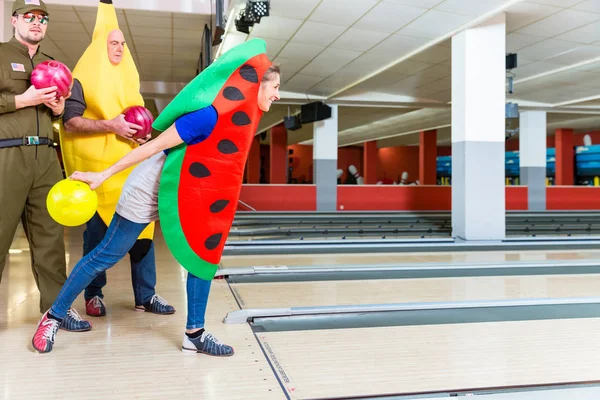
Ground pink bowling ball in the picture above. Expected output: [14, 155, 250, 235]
[30, 60, 73, 99]
[123, 106, 154, 139]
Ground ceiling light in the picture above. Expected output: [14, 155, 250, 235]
[245, 0, 269, 22]
[235, 0, 270, 34]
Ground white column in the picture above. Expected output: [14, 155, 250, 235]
[1, 0, 13, 42]
[520, 111, 547, 210]
[451, 13, 506, 241]
[313, 104, 338, 211]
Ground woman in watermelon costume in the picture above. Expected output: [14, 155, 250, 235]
[32, 39, 280, 355]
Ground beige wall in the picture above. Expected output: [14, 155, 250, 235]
[1, 1, 15, 42]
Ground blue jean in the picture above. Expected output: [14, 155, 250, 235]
[50, 213, 212, 329]
[83, 213, 155, 306]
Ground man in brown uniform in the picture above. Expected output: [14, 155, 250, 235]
[0, 0, 90, 332]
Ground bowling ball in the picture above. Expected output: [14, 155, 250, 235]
[47, 179, 98, 227]
[30, 60, 73, 99]
[123, 106, 154, 139]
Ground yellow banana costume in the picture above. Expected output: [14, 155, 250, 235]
[59, 0, 153, 239]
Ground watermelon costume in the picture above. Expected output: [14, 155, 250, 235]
[154, 39, 272, 280]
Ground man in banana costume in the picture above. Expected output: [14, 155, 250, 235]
[60, 0, 174, 316]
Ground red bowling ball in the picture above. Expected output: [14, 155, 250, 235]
[123, 106, 154, 139]
[30, 60, 73, 99]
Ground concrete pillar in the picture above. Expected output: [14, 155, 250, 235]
[270, 123, 287, 184]
[246, 135, 260, 184]
[451, 13, 506, 240]
[520, 111, 547, 210]
[555, 128, 574, 186]
[419, 129, 437, 185]
[313, 104, 338, 211]
[363, 141, 378, 184]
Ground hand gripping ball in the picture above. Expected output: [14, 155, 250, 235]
[123, 106, 154, 139]
[30, 60, 74, 99]
[47, 179, 98, 227]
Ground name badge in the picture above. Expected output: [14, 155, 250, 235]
[25, 0, 41, 5]
[11, 63, 26, 72]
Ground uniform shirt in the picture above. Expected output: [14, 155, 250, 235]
[116, 106, 218, 223]
[0, 37, 60, 141]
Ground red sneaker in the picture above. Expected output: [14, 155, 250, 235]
[85, 296, 106, 317]
[32, 312, 60, 353]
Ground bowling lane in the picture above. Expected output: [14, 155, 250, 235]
[221, 252, 427, 267]
[256, 318, 600, 399]
[226, 234, 446, 241]
[220, 249, 600, 268]
[226, 232, 600, 242]
[228, 213, 600, 241]
[231, 274, 600, 309]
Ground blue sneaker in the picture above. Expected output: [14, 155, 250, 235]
[182, 331, 234, 357]
[60, 308, 92, 332]
[135, 294, 175, 315]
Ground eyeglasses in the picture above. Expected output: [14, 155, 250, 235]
[18, 13, 49, 25]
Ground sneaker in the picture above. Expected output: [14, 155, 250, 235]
[32, 312, 60, 353]
[135, 294, 175, 315]
[182, 331, 234, 357]
[85, 296, 106, 317]
[60, 308, 92, 332]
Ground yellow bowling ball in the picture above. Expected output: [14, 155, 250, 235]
[47, 179, 98, 227]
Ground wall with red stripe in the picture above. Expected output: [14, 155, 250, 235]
[239, 185, 316, 211]
[239, 185, 600, 211]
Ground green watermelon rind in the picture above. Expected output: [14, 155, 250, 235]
[157, 39, 267, 280]
[158, 143, 218, 280]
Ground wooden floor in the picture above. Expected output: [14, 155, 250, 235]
[4, 223, 600, 399]
[1, 224, 282, 400]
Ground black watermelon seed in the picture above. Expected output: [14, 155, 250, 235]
[232, 111, 251, 126]
[189, 162, 210, 178]
[240, 65, 258, 83]
[218, 139, 239, 154]
[210, 200, 230, 213]
[223, 86, 245, 101]
[205, 233, 223, 250]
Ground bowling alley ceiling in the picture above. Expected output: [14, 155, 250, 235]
[38, 0, 600, 146]
[234, 0, 600, 145]
[41, 3, 209, 82]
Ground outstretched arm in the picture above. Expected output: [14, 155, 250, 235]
[71, 122, 184, 189]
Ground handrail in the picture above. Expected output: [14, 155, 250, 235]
[238, 200, 256, 211]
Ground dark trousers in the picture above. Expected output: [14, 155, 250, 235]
[83, 213, 156, 306]
[0, 146, 67, 312]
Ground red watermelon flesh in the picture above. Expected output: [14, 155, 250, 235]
[177, 56, 269, 264]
